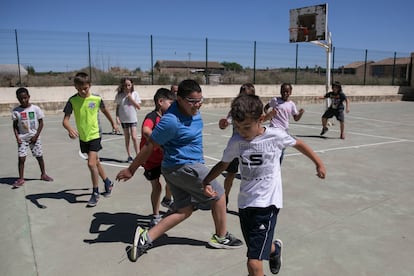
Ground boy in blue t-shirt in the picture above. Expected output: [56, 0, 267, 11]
[116, 79, 243, 262]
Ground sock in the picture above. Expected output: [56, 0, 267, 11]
[104, 177, 111, 185]
[145, 231, 153, 243]
[93, 187, 99, 194]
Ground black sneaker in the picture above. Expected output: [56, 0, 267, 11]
[127, 156, 133, 163]
[103, 180, 114, 198]
[129, 226, 152, 262]
[86, 192, 99, 207]
[269, 239, 283, 274]
[208, 232, 243, 249]
[320, 127, 328, 135]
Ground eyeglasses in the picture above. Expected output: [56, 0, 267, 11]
[184, 97, 204, 105]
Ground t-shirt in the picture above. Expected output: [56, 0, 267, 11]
[115, 91, 141, 123]
[140, 110, 163, 170]
[221, 127, 296, 209]
[151, 101, 204, 168]
[63, 93, 105, 142]
[325, 91, 347, 110]
[12, 104, 44, 140]
[268, 97, 299, 130]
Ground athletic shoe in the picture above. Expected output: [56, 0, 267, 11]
[269, 239, 283, 274]
[161, 197, 174, 209]
[320, 127, 328, 135]
[129, 226, 152, 262]
[127, 156, 133, 163]
[13, 178, 25, 187]
[208, 232, 243, 249]
[40, 174, 54, 181]
[86, 192, 99, 207]
[102, 180, 114, 198]
[149, 215, 162, 228]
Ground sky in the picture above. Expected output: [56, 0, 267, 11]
[0, 0, 413, 54]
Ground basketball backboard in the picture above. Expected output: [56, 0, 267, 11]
[289, 4, 327, 43]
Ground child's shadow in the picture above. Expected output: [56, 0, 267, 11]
[0, 177, 37, 187]
[83, 212, 207, 249]
[25, 188, 90, 209]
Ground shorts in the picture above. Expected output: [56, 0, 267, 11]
[144, 166, 162, 181]
[161, 163, 224, 210]
[239, 206, 279, 260]
[80, 138, 102, 153]
[322, 108, 345, 122]
[121, 122, 137, 129]
[226, 158, 239, 173]
[18, 138, 43, 158]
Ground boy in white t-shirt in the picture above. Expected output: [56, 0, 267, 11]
[203, 94, 326, 276]
[115, 78, 141, 163]
[12, 87, 53, 187]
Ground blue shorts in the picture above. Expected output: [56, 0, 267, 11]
[121, 122, 137, 129]
[161, 163, 224, 210]
[322, 108, 345, 122]
[239, 206, 279, 260]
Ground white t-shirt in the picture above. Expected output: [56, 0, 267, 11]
[115, 91, 141, 123]
[268, 97, 299, 131]
[221, 127, 296, 209]
[12, 104, 44, 140]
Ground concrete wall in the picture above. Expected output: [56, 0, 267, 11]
[0, 84, 404, 116]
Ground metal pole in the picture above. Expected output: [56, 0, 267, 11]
[150, 35, 154, 85]
[205, 38, 209, 85]
[87, 32, 92, 79]
[392, 51, 396, 85]
[253, 41, 256, 84]
[363, 49, 368, 85]
[14, 29, 22, 86]
[326, 32, 332, 93]
[295, 44, 298, 84]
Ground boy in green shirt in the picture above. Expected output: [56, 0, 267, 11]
[63, 72, 118, 207]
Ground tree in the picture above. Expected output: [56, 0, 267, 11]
[221, 62, 243, 72]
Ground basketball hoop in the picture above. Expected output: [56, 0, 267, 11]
[289, 27, 309, 43]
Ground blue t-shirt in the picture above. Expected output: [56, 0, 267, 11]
[151, 101, 204, 167]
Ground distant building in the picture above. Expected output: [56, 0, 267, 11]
[0, 64, 28, 76]
[370, 57, 411, 80]
[154, 60, 225, 74]
[340, 61, 374, 78]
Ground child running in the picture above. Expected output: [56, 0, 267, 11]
[62, 72, 118, 207]
[116, 79, 243, 262]
[140, 88, 176, 227]
[203, 94, 326, 276]
[12, 87, 53, 187]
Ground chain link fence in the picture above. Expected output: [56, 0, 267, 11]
[0, 29, 411, 87]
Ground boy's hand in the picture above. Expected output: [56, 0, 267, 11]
[218, 118, 229, 129]
[68, 129, 79, 139]
[316, 165, 326, 179]
[203, 183, 217, 197]
[116, 168, 133, 182]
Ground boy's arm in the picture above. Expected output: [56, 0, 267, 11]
[12, 120, 21, 144]
[101, 106, 119, 132]
[62, 114, 79, 139]
[345, 97, 350, 113]
[293, 139, 326, 179]
[116, 138, 158, 181]
[32, 118, 44, 142]
[202, 161, 230, 197]
[293, 108, 305, 121]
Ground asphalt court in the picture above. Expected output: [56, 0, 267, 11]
[1, 101, 414, 276]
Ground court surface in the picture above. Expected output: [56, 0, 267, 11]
[1, 101, 413, 276]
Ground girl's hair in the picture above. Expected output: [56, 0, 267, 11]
[280, 82, 292, 92]
[332, 81, 342, 90]
[74, 72, 91, 86]
[230, 94, 263, 122]
[117, 78, 134, 93]
[153, 88, 176, 109]
[177, 79, 202, 98]
[239, 83, 255, 95]
[16, 87, 29, 97]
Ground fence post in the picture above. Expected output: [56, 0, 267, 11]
[88, 32, 92, 80]
[150, 35, 154, 85]
[332, 46, 335, 83]
[14, 29, 22, 86]
[363, 49, 368, 85]
[392, 52, 396, 86]
[294, 44, 298, 84]
[205, 38, 209, 85]
[253, 41, 256, 84]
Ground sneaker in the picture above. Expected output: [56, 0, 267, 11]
[320, 127, 328, 135]
[40, 174, 54, 181]
[149, 215, 162, 228]
[127, 156, 133, 163]
[161, 197, 174, 209]
[269, 239, 283, 274]
[208, 232, 243, 249]
[86, 192, 99, 207]
[102, 180, 114, 198]
[13, 178, 25, 187]
[129, 226, 152, 262]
